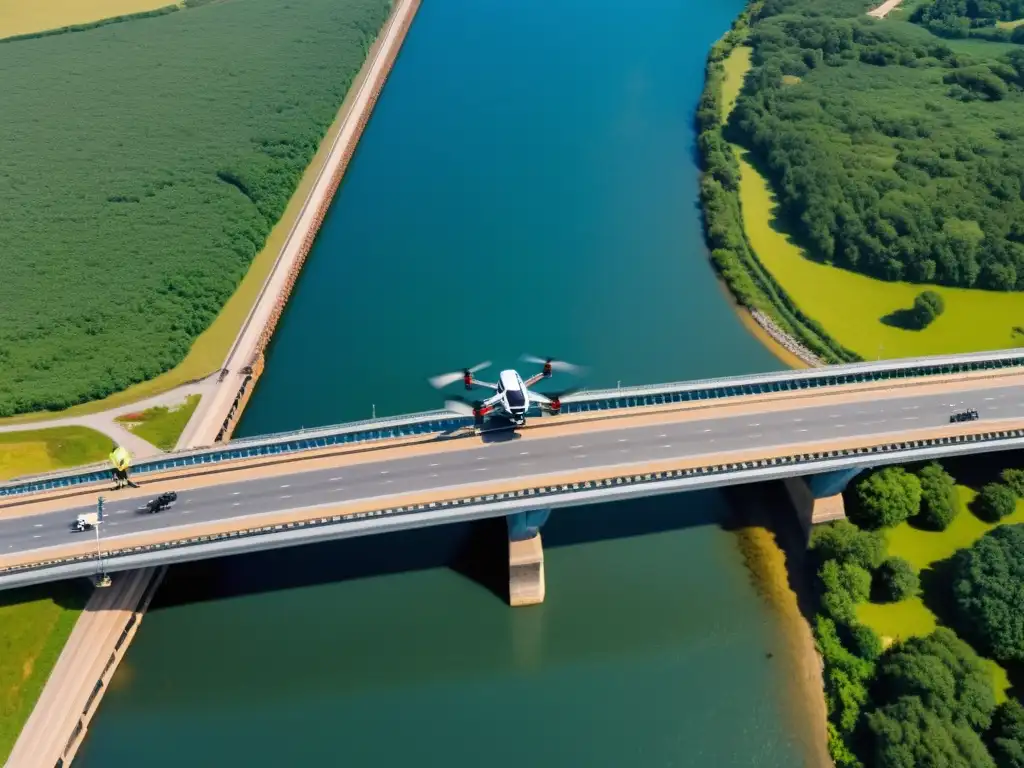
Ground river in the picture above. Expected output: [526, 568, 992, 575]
[74, 0, 818, 764]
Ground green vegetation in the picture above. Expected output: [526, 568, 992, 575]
[809, 460, 1024, 766]
[698, 23, 859, 364]
[707, 0, 1024, 361]
[913, 0, 1024, 43]
[950, 525, 1024, 662]
[116, 394, 200, 451]
[918, 462, 959, 530]
[976, 482, 1019, 521]
[0, 426, 112, 481]
[874, 556, 920, 601]
[989, 699, 1024, 767]
[0, 0, 391, 417]
[850, 467, 922, 529]
[0, 582, 88, 763]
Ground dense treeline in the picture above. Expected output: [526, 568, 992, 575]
[914, 0, 1024, 43]
[808, 462, 1024, 767]
[729, 0, 1024, 293]
[0, 0, 390, 416]
[697, 12, 859, 364]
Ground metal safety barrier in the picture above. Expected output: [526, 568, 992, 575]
[5, 424, 1024, 581]
[3, 347, 1024, 500]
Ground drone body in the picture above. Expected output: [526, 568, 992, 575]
[429, 355, 584, 427]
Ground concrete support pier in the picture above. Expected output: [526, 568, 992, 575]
[507, 509, 550, 607]
[784, 473, 853, 536]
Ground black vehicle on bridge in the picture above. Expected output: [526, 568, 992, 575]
[950, 409, 979, 423]
[145, 491, 178, 514]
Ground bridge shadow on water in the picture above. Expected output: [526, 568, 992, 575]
[149, 488, 735, 612]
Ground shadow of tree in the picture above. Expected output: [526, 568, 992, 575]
[880, 306, 928, 331]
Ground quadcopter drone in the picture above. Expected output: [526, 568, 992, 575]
[429, 354, 585, 427]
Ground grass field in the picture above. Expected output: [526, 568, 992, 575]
[854, 485, 1023, 701]
[725, 44, 1024, 360]
[0, 583, 88, 763]
[117, 394, 200, 450]
[0, 0, 388, 427]
[0, 0, 174, 38]
[0, 0, 390, 419]
[996, 17, 1024, 28]
[0, 426, 111, 481]
[720, 45, 751, 121]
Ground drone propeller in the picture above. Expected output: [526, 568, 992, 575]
[444, 398, 478, 417]
[520, 354, 586, 376]
[429, 360, 492, 390]
[535, 386, 580, 411]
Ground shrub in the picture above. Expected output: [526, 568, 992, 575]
[874, 556, 920, 603]
[974, 483, 1017, 523]
[918, 462, 958, 531]
[1001, 469, 1024, 499]
[847, 622, 884, 661]
[851, 468, 923, 530]
[810, 519, 887, 570]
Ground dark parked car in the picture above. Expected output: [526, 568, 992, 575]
[950, 409, 979, 423]
[145, 491, 178, 513]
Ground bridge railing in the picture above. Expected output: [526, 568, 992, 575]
[6, 423, 1024, 584]
[3, 348, 1023, 500]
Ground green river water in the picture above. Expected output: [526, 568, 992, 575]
[74, 0, 819, 764]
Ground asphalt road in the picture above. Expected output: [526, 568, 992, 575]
[2, 383, 1019, 557]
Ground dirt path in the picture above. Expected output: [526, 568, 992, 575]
[868, 0, 904, 19]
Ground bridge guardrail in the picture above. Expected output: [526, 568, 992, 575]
[3, 347, 1024, 500]
[5, 424, 1024, 580]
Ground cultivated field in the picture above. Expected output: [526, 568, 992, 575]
[0, 0, 173, 39]
[0, 0, 390, 417]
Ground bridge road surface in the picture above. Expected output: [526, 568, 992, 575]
[1, 383, 1021, 557]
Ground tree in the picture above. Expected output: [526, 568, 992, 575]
[846, 622, 883, 661]
[873, 628, 997, 731]
[851, 468, 923, 530]
[918, 462, 958, 530]
[974, 483, 1017, 523]
[874, 556, 920, 602]
[810, 519, 887, 570]
[866, 696, 996, 768]
[912, 290, 946, 328]
[990, 699, 1024, 768]
[820, 558, 873, 623]
[1001, 469, 1024, 499]
[951, 525, 1024, 662]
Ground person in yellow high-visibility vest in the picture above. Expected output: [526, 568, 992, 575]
[109, 444, 134, 489]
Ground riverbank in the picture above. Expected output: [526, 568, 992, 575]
[707, 3, 1024, 363]
[727, 484, 830, 768]
[697, 23, 859, 368]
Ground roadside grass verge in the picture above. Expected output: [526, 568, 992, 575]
[0, 582, 89, 764]
[855, 485, 1023, 702]
[725, 49, 1024, 361]
[117, 394, 200, 450]
[0, 426, 111, 481]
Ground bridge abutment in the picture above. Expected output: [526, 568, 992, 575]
[785, 468, 862, 535]
[507, 509, 550, 607]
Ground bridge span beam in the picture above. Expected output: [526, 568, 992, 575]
[785, 468, 864, 535]
[506, 509, 550, 607]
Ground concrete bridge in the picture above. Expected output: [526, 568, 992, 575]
[2, 348, 1024, 604]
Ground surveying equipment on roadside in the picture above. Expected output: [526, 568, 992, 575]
[92, 496, 111, 588]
